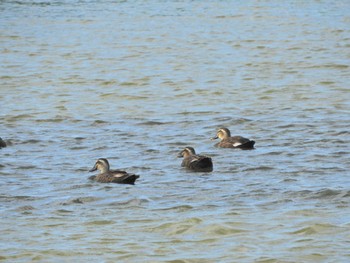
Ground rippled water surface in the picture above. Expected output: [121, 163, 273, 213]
[1, 1, 350, 262]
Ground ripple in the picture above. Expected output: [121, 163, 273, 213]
[6, 114, 33, 122]
[155, 205, 193, 212]
[69, 146, 88, 150]
[92, 120, 108, 125]
[206, 224, 247, 236]
[310, 189, 350, 199]
[15, 205, 35, 211]
[60, 196, 102, 205]
[0, 195, 36, 201]
[138, 121, 170, 126]
[18, 165, 37, 169]
[108, 198, 150, 207]
[291, 223, 339, 236]
[242, 166, 275, 171]
[85, 220, 115, 226]
[35, 117, 65, 123]
[20, 139, 42, 144]
[150, 218, 203, 235]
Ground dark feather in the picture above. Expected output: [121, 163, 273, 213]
[91, 171, 139, 184]
[217, 136, 255, 149]
[182, 155, 213, 172]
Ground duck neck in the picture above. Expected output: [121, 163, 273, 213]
[100, 165, 110, 174]
[183, 151, 193, 158]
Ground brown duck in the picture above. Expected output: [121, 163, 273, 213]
[211, 127, 255, 149]
[178, 147, 213, 172]
[89, 158, 139, 184]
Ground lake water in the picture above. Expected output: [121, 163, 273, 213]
[1, 1, 350, 262]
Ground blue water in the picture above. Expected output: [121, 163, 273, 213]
[1, 1, 350, 262]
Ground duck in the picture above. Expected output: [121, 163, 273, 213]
[89, 158, 139, 184]
[0, 137, 6, 148]
[211, 127, 255, 149]
[178, 147, 213, 172]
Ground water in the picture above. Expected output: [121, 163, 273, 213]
[1, 1, 350, 262]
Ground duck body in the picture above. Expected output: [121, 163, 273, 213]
[89, 172, 139, 184]
[215, 135, 255, 149]
[89, 158, 139, 185]
[178, 147, 213, 172]
[212, 128, 255, 149]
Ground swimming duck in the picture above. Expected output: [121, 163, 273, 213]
[178, 147, 213, 172]
[89, 158, 139, 184]
[0, 137, 6, 148]
[211, 127, 255, 149]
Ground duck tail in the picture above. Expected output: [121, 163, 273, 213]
[239, 140, 255, 150]
[122, 174, 140, 185]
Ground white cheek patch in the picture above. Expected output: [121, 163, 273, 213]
[99, 160, 107, 166]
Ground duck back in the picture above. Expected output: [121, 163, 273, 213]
[182, 155, 213, 172]
[92, 171, 139, 184]
[217, 136, 255, 149]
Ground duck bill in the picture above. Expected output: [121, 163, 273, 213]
[89, 164, 97, 172]
[211, 136, 218, 141]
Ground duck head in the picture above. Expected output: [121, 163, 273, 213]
[211, 128, 231, 140]
[89, 158, 110, 173]
[178, 147, 196, 158]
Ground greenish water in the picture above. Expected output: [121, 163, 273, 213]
[1, 1, 350, 262]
